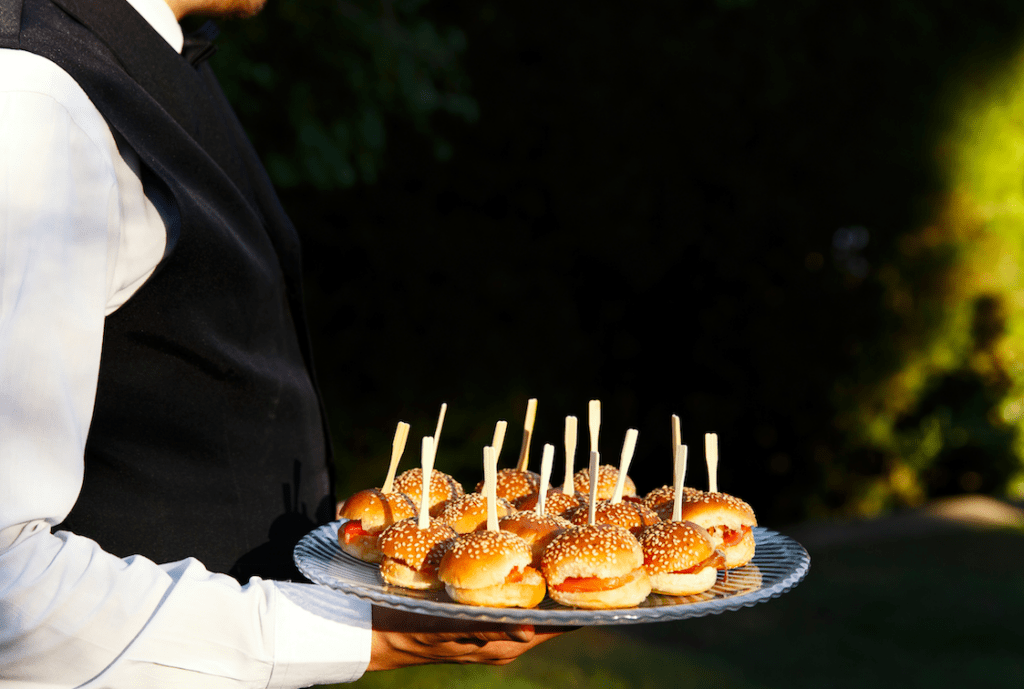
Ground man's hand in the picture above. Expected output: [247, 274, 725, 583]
[367, 606, 574, 670]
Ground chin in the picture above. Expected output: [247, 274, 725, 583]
[180, 0, 269, 20]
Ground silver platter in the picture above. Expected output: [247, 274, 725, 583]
[294, 521, 810, 625]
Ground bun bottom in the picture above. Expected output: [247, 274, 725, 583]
[445, 568, 546, 608]
[379, 559, 443, 590]
[648, 566, 718, 596]
[339, 534, 383, 564]
[548, 568, 651, 609]
[723, 530, 756, 569]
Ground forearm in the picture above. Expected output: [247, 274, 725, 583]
[0, 526, 371, 687]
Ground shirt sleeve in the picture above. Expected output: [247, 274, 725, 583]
[0, 51, 372, 688]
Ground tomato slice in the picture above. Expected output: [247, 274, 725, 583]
[342, 520, 368, 544]
[553, 573, 633, 593]
[721, 525, 751, 547]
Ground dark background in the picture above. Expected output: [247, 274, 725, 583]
[207, 0, 1024, 527]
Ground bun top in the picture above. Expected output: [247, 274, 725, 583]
[393, 468, 465, 513]
[638, 520, 718, 574]
[474, 468, 544, 504]
[573, 465, 636, 501]
[499, 510, 571, 546]
[378, 518, 457, 570]
[643, 485, 704, 521]
[436, 493, 515, 534]
[676, 491, 757, 531]
[514, 488, 580, 515]
[339, 489, 416, 530]
[438, 529, 532, 589]
[564, 499, 660, 534]
[541, 523, 643, 584]
[642, 485, 703, 509]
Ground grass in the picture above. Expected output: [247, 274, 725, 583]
[324, 523, 1024, 689]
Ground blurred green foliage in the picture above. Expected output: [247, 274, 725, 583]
[211, 0, 476, 189]
[210, 0, 1024, 523]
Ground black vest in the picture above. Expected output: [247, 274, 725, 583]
[1, 0, 335, 581]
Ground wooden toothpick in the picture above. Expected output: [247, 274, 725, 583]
[611, 428, 638, 504]
[538, 444, 554, 517]
[418, 436, 435, 530]
[588, 400, 601, 454]
[516, 398, 538, 472]
[671, 414, 681, 457]
[380, 421, 410, 494]
[432, 403, 448, 459]
[563, 416, 577, 495]
[491, 420, 508, 465]
[705, 432, 719, 494]
[672, 444, 688, 522]
[587, 450, 600, 526]
[484, 445, 499, 532]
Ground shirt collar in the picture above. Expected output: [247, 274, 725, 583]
[124, 0, 185, 54]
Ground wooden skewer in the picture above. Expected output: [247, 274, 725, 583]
[562, 415, 577, 495]
[380, 421, 410, 494]
[418, 436, 434, 530]
[432, 403, 448, 459]
[587, 450, 600, 526]
[588, 400, 600, 454]
[516, 398, 538, 472]
[491, 420, 508, 465]
[611, 428, 638, 504]
[705, 432, 719, 494]
[671, 414, 681, 458]
[672, 444, 688, 522]
[538, 444, 554, 517]
[484, 445, 499, 532]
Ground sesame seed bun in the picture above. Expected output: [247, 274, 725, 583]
[392, 468, 465, 517]
[437, 530, 545, 607]
[498, 511, 572, 568]
[338, 489, 417, 530]
[542, 523, 644, 583]
[676, 491, 757, 568]
[337, 489, 417, 563]
[377, 518, 457, 590]
[573, 465, 636, 501]
[436, 493, 515, 534]
[564, 499, 660, 535]
[474, 468, 546, 504]
[676, 491, 757, 530]
[514, 488, 580, 516]
[643, 485, 703, 520]
[639, 520, 722, 595]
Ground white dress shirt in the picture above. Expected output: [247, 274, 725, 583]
[0, 0, 372, 686]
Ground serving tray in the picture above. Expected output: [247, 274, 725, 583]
[295, 521, 810, 625]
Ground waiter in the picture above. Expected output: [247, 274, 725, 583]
[0, 0, 562, 685]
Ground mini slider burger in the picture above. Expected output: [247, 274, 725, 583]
[572, 402, 637, 501]
[565, 428, 657, 535]
[639, 444, 724, 596]
[438, 446, 546, 608]
[339, 421, 417, 563]
[516, 415, 582, 516]
[643, 485, 702, 522]
[378, 436, 457, 589]
[540, 441, 651, 609]
[392, 468, 464, 517]
[474, 402, 549, 505]
[644, 418, 701, 521]
[499, 444, 571, 568]
[436, 492, 515, 533]
[676, 433, 757, 569]
[393, 402, 465, 515]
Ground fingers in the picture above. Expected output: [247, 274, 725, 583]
[367, 607, 576, 671]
